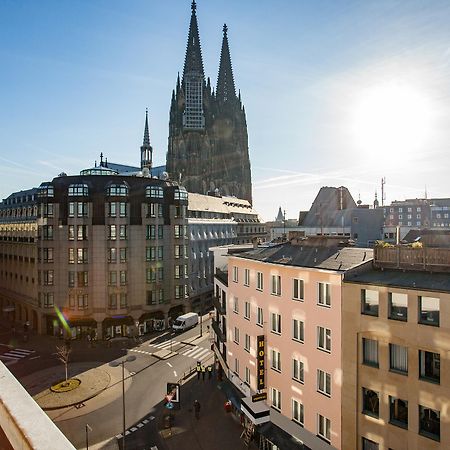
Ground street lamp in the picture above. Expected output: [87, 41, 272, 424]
[109, 355, 136, 450]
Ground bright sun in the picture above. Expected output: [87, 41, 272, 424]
[352, 82, 433, 162]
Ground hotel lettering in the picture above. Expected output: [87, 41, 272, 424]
[257, 335, 265, 390]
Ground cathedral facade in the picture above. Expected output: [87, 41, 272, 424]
[166, 1, 252, 203]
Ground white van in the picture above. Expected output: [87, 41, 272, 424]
[172, 312, 199, 332]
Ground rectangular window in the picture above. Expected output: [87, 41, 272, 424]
[245, 367, 251, 385]
[293, 278, 304, 300]
[419, 405, 440, 441]
[174, 224, 182, 238]
[109, 293, 117, 309]
[120, 270, 127, 286]
[362, 388, 379, 418]
[234, 357, 239, 375]
[77, 271, 88, 287]
[419, 350, 440, 383]
[361, 289, 379, 316]
[271, 349, 281, 372]
[68, 271, 75, 287]
[77, 248, 88, 264]
[389, 343, 408, 374]
[244, 301, 251, 320]
[419, 296, 439, 326]
[388, 292, 408, 321]
[317, 369, 331, 396]
[271, 275, 281, 296]
[362, 338, 379, 367]
[271, 388, 281, 411]
[77, 225, 88, 241]
[43, 293, 54, 308]
[389, 396, 408, 429]
[148, 203, 157, 218]
[317, 326, 331, 352]
[233, 297, 239, 313]
[257, 272, 263, 290]
[108, 225, 117, 240]
[232, 266, 238, 283]
[317, 414, 331, 442]
[43, 270, 54, 286]
[146, 225, 156, 240]
[146, 268, 156, 283]
[292, 319, 304, 342]
[42, 225, 53, 240]
[119, 248, 127, 263]
[77, 294, 88, 309]
[158, 246, 163, 260]
[318, 282, 331, 307]
[108, 271, 117, 286]
[257, 307, 263, 326]
[119, 202, 127, 218]
[68, 248, 75, 264]
[69, 202, 75, 217]
[292, 358, 304, 383]
[108, 248, 117, 263]
[43, 247, 53, 263]
[119, 225, 127, 240]
[68, 225, 75, 240]
[120, 293, 127, 308]
[77, 202, 88, 217]
[271, 313, 281, 334]
[108, 202, 116, 217]
[244, 334, 251, 352]
[233, 326, 239, 344]
[292, 399, 304, 425]
[146, 247, 156, 261]
[244, 268, 250, 286]
[362, 437, 379, 450]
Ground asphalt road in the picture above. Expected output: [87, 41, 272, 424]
[52, 321, 213, 448]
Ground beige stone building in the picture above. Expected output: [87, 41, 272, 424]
[0, 166, 189, 339]
[342, 243, 450, 449]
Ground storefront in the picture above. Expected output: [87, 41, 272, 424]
[139, 311, 165, 334]
[67, 318, 97, 340]
[102, 316, 134, 339]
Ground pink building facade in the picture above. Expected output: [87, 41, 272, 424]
[213, 238, 372, 449]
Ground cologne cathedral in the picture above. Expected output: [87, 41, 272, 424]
[166, 1, 252, 203]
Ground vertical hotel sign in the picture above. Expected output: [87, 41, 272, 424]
[257, 335, 265, 390]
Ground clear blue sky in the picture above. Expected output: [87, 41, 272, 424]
[1, 0, 450, 221]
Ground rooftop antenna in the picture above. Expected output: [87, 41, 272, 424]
[381, 177, 386, 206]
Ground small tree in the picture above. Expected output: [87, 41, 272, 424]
[56, 344, 72, 383]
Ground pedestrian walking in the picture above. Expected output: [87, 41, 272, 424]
[196, 363, 201, 380]
[201, 365, 206, 381]
[208, 365, 212, 379]
[193, 400, 201, 419]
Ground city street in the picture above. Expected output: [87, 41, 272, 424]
[1, 316, 221, 449]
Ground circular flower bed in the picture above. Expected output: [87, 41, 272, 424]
[50, 378, 81, 393]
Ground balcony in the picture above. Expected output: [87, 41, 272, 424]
[212, 319, 226, 343]
[212, 295, 226, 315]
[374, 246, 450, 273]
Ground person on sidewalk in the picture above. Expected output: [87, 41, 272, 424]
[196, 363, 201, 380]
[193, 400, 201, 420]
[208, 365, 212, 380]
[201, 365, 206, 381]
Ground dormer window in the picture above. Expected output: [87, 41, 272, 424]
[174, 186, 188, 200]
[37, 183, 54, 198]
[68, 184, 89, 196]
[146, 186, 164, 199]
[107, 184, 128, 197]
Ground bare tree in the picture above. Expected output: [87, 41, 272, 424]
[56, 344, 72, 383]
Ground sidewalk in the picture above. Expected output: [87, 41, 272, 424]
[149, 373, 257, 450]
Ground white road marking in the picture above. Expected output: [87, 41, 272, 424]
[148, 332, 169, 343]
[30, 356, 41, 360]
[174, 370, 177, 377]
[166, 362, 173, 367]
[137, 423, 144, 428]
[130, 427, 137, 432]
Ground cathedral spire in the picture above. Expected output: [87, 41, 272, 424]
[143, 108, 150, 146]
[216, 24, 236, 104]
[182, 0, 205, 82]
[141, 109, 153, 170]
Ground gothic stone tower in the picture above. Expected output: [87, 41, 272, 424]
[166, 1, 252, 203]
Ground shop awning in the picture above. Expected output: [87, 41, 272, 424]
[218, 379, 243, 409]
[258, 422, 307, 450]
[241, 396, 270, 425]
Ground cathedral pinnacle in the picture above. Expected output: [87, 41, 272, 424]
[216, 23, 236, 104]
[183, 0, 205, 82]
[143, 108, 150, 146]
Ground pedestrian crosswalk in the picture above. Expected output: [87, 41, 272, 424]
[0, 348, 35, 365]
[130, 339, 212, 362]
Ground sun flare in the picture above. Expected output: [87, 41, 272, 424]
[352, 82, 433, 162]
